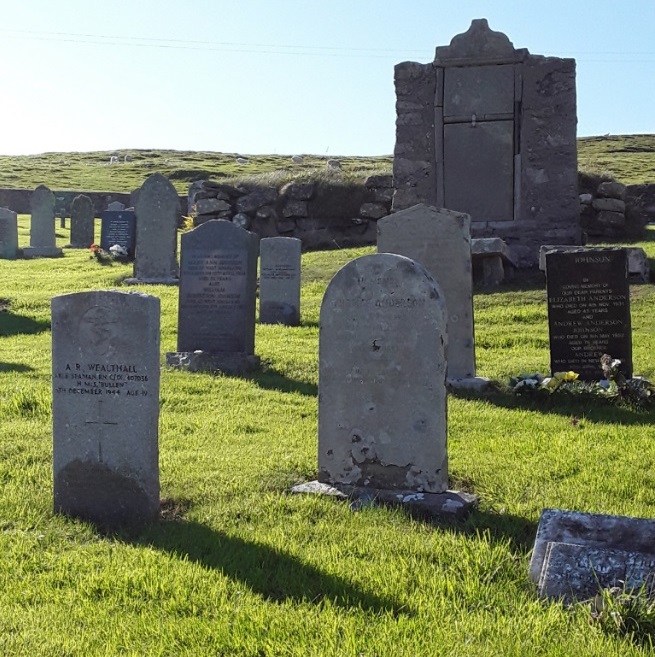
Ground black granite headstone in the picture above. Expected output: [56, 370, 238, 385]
[100, 210, 136, 259]
[546, 248, 632, 380]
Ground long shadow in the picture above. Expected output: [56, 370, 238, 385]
[248, 367, 317, 397]
[0, 361, 34, 373]
[450, 386, 655, 426]
[0, 312, 50, 337]
[137, 518, 407, 614]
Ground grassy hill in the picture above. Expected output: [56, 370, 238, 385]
[1, 134, 654, 194]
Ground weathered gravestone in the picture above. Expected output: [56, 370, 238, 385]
[68, 194, 95, 248]
[51, 290, 160, 527]
[546, 248, 632, 380]
[100, 210, 136, 259]
[377, 203, 479, 384]
[166, 220, 260, 373]
[23, 184, 62, 258]
[259, 236, 301, 326]
[126, 173, 180, 284]
[107, 201, 125, 212]
[0, 207, 18, 259]
[530, 509, 655, 602]
[292, 253, 476, 517]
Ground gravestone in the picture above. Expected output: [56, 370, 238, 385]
[259, 237, 302, 325]
[297, 253, 475, 517]
[546, 248, 632, 380]
[126, 173, 180, 284]
[377, 203, 478, 382]
[51, 290, 160, 527]
[0, 207, 18, 259]
[393, 19, 579, 267]
[166, 220, 260, 373]
[107, 201, 125, 211]
[100, 210, 136, 258]
[530, 509, 655, 601]
[68, 194, 95, 248]
[23, 184, 62, 258]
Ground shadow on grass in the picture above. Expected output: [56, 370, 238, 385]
[0, 361, 34, 373]
[450, 386, 655, 426]
[138, 518, 407, 615]
[248, 366, 317, 397]
[0, 312, 50, 337]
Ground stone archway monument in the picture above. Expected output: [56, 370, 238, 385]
[393, 19, 580, 267]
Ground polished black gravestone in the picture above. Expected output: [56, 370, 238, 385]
[100, 210, 136, 259]
[545, 248, 632, 380]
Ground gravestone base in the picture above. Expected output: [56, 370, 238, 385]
[22, 245, 63, 258]
[166, 350, 260, 374]
[124, 276, 179, 286]
[291, 480, 477, 520]
[64, 243, 89, 249]
[447, 376, 493, 392]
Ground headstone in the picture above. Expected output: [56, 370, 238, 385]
[166, 220, 260, 373]
[68, 194, 95, 248]
[107, 201, 125, 212]
[0, 207, 18, 259]
[51, 290, 160, 527]
[377, 203, 476, 381]
[259, 237, 302, 325]
[23, 184, 62, 258]
[100, 210, 136, 259]
[306, 252, 475, 517]
[546, 248, 632, 380]
[530, 509, 655, 601]
[126, 173, 180, 284]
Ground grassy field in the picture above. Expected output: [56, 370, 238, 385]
[1, 218, 655, 655]
[0, 133, 654, 195]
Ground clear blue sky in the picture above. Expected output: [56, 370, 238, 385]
[1, 0, 654, 156]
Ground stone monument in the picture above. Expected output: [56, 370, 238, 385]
[166, 220, 260, 373]
[259, 236, 302, 326]
[23, 184, 62, 258]
[100, 210, 136, 259]
[0, 207, 18, 259]
[393, 18, 579, 267]
[68, 194, 95, 249]
[51, 290, 161, 527]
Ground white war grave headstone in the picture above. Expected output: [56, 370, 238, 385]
[23, 184, 62, 258]
[52, 291, 161, 528]
[259, 236, 302, 326]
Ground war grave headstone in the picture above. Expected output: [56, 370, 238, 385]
[125, 173, 180, 285]
[377, 203, 486, 388]
[166, 220, 260, 373]
[100, 210, 136, 259]
[292, 253, 476, 518]
[530, 509, 655, 602]
[0, 207, 18, 259]
[259, 236, 302, 326]
[23, 184, 62, 258]
[546, 248, 632, 380]
[67, 194, 95, 249]
[52, 290, 160, 527]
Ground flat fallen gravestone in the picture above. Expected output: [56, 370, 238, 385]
[52, 290, 160, 528]
[530, 509, 655, 602]
[68, 194, 95, 248]
[0, 207, 18, 259]
[292, 253, 476, 518]
[126, 173, 180, 284]
[546, 248, 632, 380]
[23, 184, 62, 258]
[100, 210, 136, 259]
[259, 236, 301, 325]
[166, 220, 260, 373]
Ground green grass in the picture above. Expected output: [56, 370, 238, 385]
[2, 218, 655, 655]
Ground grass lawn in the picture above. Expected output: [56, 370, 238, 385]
[1, 217, 655, 655]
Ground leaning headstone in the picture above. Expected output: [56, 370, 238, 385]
[546, 248, 632, 380]
[107, 201, 125, 212]
[377, 204, 481, 385]
[530, 509, 655, 601]
[259, 237, 301, 325]
[0, 207, 18, 259]
[23, 184, 62, 258]
[51, 290, 160, 527]
[100, 210, 136, 259]
[293, 253, 476, 518]
[126, 173, 180, 284]
[166, 220, 260, 373]
[68, 194, 95, 248]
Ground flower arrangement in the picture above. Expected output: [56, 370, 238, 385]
[89, 243, 129, 264]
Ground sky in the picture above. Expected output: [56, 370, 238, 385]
[1, 0, 654, 156]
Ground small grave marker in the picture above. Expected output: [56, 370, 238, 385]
[100, 210, 136, 258]
[0, 207, 18, 259]
[259, 237, 301, 325]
